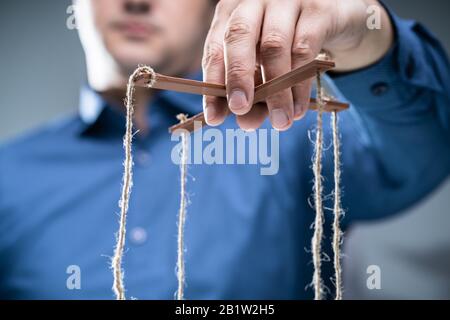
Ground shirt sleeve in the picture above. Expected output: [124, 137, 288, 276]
[322, 3, 450, 226]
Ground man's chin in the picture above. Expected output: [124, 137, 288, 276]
[110, 45, 186, 77]
[115, 54, 163, 75]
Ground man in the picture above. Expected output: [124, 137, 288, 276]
[0, 0, 448, 299]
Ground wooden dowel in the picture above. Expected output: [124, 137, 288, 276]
[167, 98, 348, 133]
[134, 59, 349, 133]
[135, 72, 227, 97]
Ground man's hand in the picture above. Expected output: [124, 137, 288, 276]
[202, 0, 393, 131]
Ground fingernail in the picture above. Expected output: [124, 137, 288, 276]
[205, 104, 217, 124]
[270, 108, 289, 130]
[294, 103, 306, 120]
[228, 90, 248, 112]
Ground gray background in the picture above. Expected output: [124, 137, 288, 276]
[0, 0, 449, 299]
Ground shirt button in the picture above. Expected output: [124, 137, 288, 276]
[130, 227, 147, 245]
[371, 82, 389, 96]
[136, 151, 151, 167]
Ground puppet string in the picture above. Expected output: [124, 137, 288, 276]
[112, 66, 154, 300]
[311, 70, 325, 300]
[331, 110, 344, 300]
[176, 114, 189, 300]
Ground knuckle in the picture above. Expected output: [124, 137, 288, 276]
[214, 0, 226, 14]
[212, 2, 229, 25]
[260, 32, 288, 60]
[292, 36, 315, 60]
[214, 0, 231, 15]
[202, 41, 224, 69]
[224, 21, 252, 45]
[305, 0, 324, 13]
[227, 61, 251, 80]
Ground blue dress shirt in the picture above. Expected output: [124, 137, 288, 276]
[0, 8, 449, 299]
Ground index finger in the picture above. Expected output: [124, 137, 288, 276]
[223, 0, 264, 116]
[202, 1, 239, 126]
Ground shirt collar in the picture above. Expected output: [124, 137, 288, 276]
[79, 85, 107, 127]
[78, 69, 204, 136]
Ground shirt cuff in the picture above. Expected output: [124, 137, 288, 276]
[329, 1, 443, 111]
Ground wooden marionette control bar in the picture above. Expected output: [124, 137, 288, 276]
[134, 59, 349, 133]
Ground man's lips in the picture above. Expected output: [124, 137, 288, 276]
[112, 21, 157, 38]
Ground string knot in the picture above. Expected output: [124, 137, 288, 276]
[130, 65, 156, 88]
[176, 113, 189, 123]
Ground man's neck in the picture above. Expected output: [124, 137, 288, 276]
[99, 86, 154, 136]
